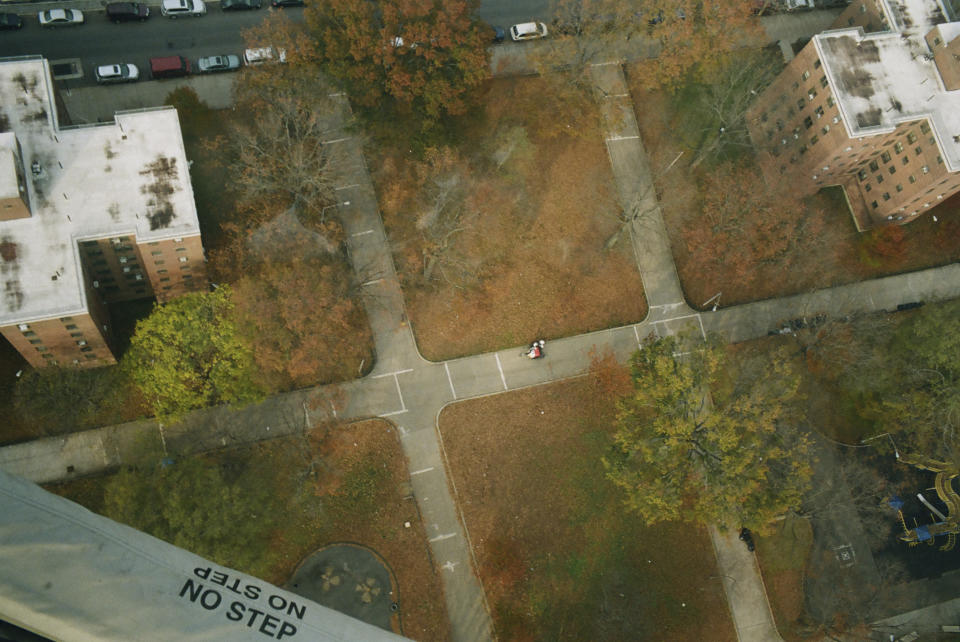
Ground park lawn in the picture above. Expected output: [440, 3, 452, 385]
[373, 76, 647, 360]
[47, 419, 450, 642]
[755, 515, 814, 642]
[626, 61, 960, 310]
[438, 377, 735, 641]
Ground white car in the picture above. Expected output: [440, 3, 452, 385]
[510, 22, 547, 41]
[160, 0, 206, 18]
[95, 63, 140, 84]
[243, 46, 286, 65]
[38, 9, 84, 27]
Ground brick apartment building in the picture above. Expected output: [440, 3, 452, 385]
[747, 0, 960, 230]
[0, 56, 207, 369]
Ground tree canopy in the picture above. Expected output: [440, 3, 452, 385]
[604, 334, 814, 531]
[123, 287, 262, 420]
[305, 0, 489, 127]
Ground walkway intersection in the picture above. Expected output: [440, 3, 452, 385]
[6, 34, 960, 642]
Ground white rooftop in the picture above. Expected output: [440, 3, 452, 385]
[816, 0, 960, 169]
[0, 56, 201, 326]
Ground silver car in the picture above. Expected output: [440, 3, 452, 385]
[95, 63, 140, 84]
[197, 54, 241, 73]
[38, 9, 84, 27]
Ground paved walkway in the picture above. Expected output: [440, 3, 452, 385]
[5, 16, 960, 642]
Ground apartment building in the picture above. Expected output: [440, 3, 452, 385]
[747, 0, 960, 230]
[0, 56, 207, 369]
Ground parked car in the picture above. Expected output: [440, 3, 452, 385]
[739, 528, 756, 552]
[0, 12, 23, 30]
[197, 54, 241, 73]
[509, 22, 547, 41]
[150, 55, 191, 78]
[270, 0, 304, 7]
[243, 46, 285, 65]
[490, 24, 506, 43]
[106, 2, 150, 23]
[160, 0, 206, 18]
[221, 0, 261, 10]
[38, 9, 84, 28]
[95, 63, 139, 84]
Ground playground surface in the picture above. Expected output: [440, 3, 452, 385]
[285, 544, 399, 635]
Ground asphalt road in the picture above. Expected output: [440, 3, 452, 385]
[0, 7, 292, 83]
[0, 0, 553, 86]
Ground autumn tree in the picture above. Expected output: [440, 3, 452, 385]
[123, 287, 262, 421]
[305, 0, 489, 129]
[681, 159, 826, 296]
[230, 233, 372, 391]
[604, 333, 814, 531]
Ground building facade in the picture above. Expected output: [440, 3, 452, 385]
[0, 56, 207, 369]
[747, 0, 960, 230]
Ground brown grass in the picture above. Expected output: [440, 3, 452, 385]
[438, 376, 735, 641]
[627, 65, 960, 309]
[373, 77, 647, 360]
[755, 515, 814, 642]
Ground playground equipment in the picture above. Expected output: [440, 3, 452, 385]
[894, 454, 960, 551]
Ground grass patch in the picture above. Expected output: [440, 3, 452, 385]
[372, 76, 646, 360]
[755, 515, 814, 642]
[46, 419, 449, 641]
[439, 377, 734, 640]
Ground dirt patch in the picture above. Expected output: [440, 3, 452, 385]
[627, 64, 960, 310]
[438, 377, 734, 640]
[373, 77, 646, 359]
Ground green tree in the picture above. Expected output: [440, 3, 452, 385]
[103, 455, 277, 571]
[123, 287, 262, 420]
[604, 334, 814, 531]
[305, 0, 489, 128]
[873, 300, 960, 461]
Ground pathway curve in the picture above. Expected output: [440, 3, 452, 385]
[7, 61, 960, 642]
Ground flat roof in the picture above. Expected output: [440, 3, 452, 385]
[0, 56, 201, 327]
[816, 0, 960, 169]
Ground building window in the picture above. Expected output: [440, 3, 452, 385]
[907, 132, 918, 144]
[820, 76, 828, 88]
[178, 257, 188, 263]
[815, 106, 824, 119]
[28, 338, 42, 345]
[894, 142, 903, 154]
[84, 354, 97, 360]
[920, 122, 930, 134]
[814, 59, 821, 69]
[804, 116, 814, 129]
[155, 260, 165, 266]
[877, 175, 884, 183]
[160, 277, 170, 282]
[59, 316, 73, 322]
[865, 183, 872, 192]
[797, 98, 806, 110]
[888, 166, 896, 175]
[70, 332, 83, 338]
[36, 346, 48, 352]
[869, 160, 879, 172]
[909, 175, 916, 183]
[148, 241, 160, 246]
[80, 346, 93, 353]
[858, 169, 868, 181]
[151, 250, 163, 256]
[881, 151, 891, 163]
[922, 165, 930, 174]
[175, 247, 187, 253]
[871, 200, 879, 208]
[810, 135, 819, 146]
[22, 330, 35, 337]
[807, 88, 817, 100]
[801, 70, 810, 81]
[822, 125, 830, 135]
[937, 155, 944, 164]
[826, 96, 835, 107]
[65, 324, 78, 330]
[896, 184, 903, 192]
[882, 193, 891, 201]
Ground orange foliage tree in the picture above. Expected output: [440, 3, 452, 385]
[306, 0, 489, 126]
[681, 160, 826, 297]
